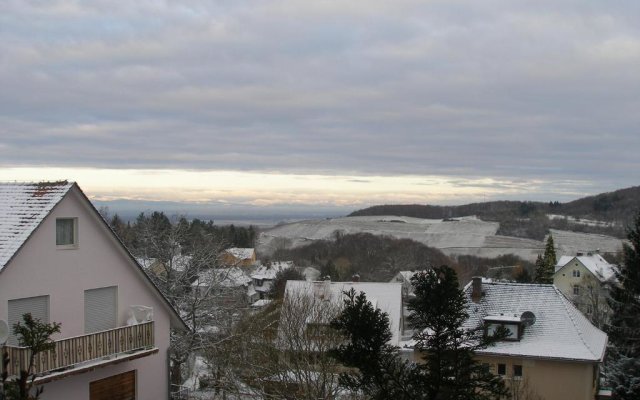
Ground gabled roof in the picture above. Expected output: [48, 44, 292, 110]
[251, 261, 293, 280]
[225, 247, 255, 260]
[0, 181, 187, 330]
[555, 254, 618, 282]
[192, 267, 251, 288]
[0, 181, 74, 270]
[463, 281, 607, 362]
[283, 280, 403, 346]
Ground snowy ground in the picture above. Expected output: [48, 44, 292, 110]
[257, 216, 625, 262]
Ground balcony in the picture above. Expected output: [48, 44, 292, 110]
[1, 321, 155, 380]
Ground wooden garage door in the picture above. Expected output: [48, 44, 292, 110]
[90, 370, 136, 400]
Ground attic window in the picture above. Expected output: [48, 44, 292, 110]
[56, 218, 77, 247]
[572, 270, 581, 277]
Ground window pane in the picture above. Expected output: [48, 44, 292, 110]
[56, 218, 75, 245]
[514, 365, 523, 377]
[498, 363, 506, 375]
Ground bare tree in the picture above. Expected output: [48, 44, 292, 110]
[570, 274, 612, 329]
[205, 289, 347, 399]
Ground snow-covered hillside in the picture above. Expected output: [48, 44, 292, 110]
[257, 216, 626, 262]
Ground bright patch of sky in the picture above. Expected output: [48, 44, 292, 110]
[0, 167, 598, 207]
[1, 1, 638, 207]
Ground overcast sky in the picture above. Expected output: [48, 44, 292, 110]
[1, 1, 638, 208]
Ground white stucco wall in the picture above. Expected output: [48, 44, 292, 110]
[0, 186, 172, 400]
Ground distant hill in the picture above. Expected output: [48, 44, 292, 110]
[349, 186, 640, 240]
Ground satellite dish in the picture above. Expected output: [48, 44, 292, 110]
[521, 311, 536, 327]
[0, 319, 9, 344]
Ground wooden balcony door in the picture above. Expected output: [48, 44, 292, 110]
[90, 370, 136, 400]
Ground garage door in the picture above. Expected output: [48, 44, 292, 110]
[90, 370, 136, 400]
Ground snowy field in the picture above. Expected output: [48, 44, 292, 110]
[257, 216, 626, 262]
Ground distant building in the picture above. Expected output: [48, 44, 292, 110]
[459, 279, 607, 400]
[554, 252, 618, 327]
[191, 267, 251, 305]
[221, 247, 256, 267]
[390, 270, 417, 298]
[250, 261, 293, 302]
[281, 280, 404, 346]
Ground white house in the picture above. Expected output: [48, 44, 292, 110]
[0, 182, 185, 400]
[461, 279, 608, 400]
[250, 261, 293, 302]
[281, 280, 404, 346]
[554, 252, 618, 325]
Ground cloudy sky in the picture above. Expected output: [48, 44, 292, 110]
[1, 1, 638, 209]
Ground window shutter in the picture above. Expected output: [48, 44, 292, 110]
[8, 295, 50, 346]
[85, 286, 117, 334]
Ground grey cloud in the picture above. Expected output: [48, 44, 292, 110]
[0, 0, 639, 194]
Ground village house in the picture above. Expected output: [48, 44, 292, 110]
[249, 261, 293, 302]
[191, 266, 251, 305]
[220, 247, 256, 267]
[462, 278, 607, 400]
[0, 182, 186, 400]
[554, 251, 618, 326]
[281, 280, 404, 347]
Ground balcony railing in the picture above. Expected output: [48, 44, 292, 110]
[1, 321, 154, 377]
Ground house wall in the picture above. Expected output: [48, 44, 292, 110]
[554, 258, 593, 298]
[0, 187, 171, 400]
[554, 259, 611, 324]
[477, 354, 596, 400]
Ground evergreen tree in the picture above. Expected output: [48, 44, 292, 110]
[533, 235, 556, 284]
[604, 213, 640, 399]
[329, 289, 418, 399]
[408, 266, 509, 400]
[608, 212, 640, 356]
[542, 235, 557, 272]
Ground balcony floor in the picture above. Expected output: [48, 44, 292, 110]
[33, 347, 159, 384]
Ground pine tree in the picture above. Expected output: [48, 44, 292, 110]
[408, 266, 509, 400]
[543, 235, 557, 272]
[608, 213, 640, 356]
[329, 289, 418, 399]
[604, 213, 640, 399]
[533, 235, 556, 284]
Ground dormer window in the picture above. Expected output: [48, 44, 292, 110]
[56, 217, 78, 248]
[484, 314, 523, 341]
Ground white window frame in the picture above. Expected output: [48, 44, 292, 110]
[56, 217, 78, 249]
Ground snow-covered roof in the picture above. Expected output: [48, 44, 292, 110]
[464, 281, 607, 362]
[251, 261, 293, 280]
[283, 280, 403, 346]
[225, 247, 255, 260]
[251, 299, 272, 308]
[192, 267, 251, 288]
[555, 253, 618, 282]
[392, 271, 417, 282]
[0, 181, 74, 270]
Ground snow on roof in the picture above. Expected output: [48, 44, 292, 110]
[251, 299, 272, 308]
[463, 281, 607, 362]
[192, 267, 251, 288]
[0, 181, 74, 270]
[555, 253, 618, 282]
[225, 247, 255, 260]
[484, 314, 522, 323]
[283, 280, 403, 346]
[251, 261, 293, 280]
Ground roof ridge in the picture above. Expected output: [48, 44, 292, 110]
[554, 286, 599, 360]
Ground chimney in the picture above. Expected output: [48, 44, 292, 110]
[471, 277, 483, 303]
